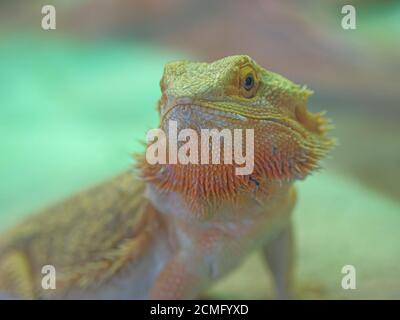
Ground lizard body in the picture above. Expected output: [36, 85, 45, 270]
[0, 55, 334, 299]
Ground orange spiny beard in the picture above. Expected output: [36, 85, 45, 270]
[136, 111, 334, 218]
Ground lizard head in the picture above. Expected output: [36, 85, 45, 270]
[158, 55, 331, 133]
[139, 55, 335, 216]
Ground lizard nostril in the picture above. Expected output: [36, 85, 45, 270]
[161, 96, 194, 122]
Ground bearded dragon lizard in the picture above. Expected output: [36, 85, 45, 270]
[0, 55, 334, 299]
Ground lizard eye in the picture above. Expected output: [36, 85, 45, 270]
[243, 74, 254, 91]
[239, 67, 258, 99]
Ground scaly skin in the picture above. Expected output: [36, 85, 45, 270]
[0, 55, 334, 299]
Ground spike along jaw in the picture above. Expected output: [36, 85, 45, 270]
[246, 69, 336, 182]
[139, 55, 335, 214]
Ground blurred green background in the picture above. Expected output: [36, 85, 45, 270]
[0, 0, 399, 299]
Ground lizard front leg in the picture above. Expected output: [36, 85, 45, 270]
[149, 251, 206, 299]
[0, 251, 35, 300]
[262, 221, 295, 299]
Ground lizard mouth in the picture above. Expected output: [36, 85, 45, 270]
[161, 102, 252, 128]
[162, 98, 331, 136]
[160, 100, 335, 154]
[161, 101, 328, 138]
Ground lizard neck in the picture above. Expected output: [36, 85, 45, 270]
[143, 177, 293, 221]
